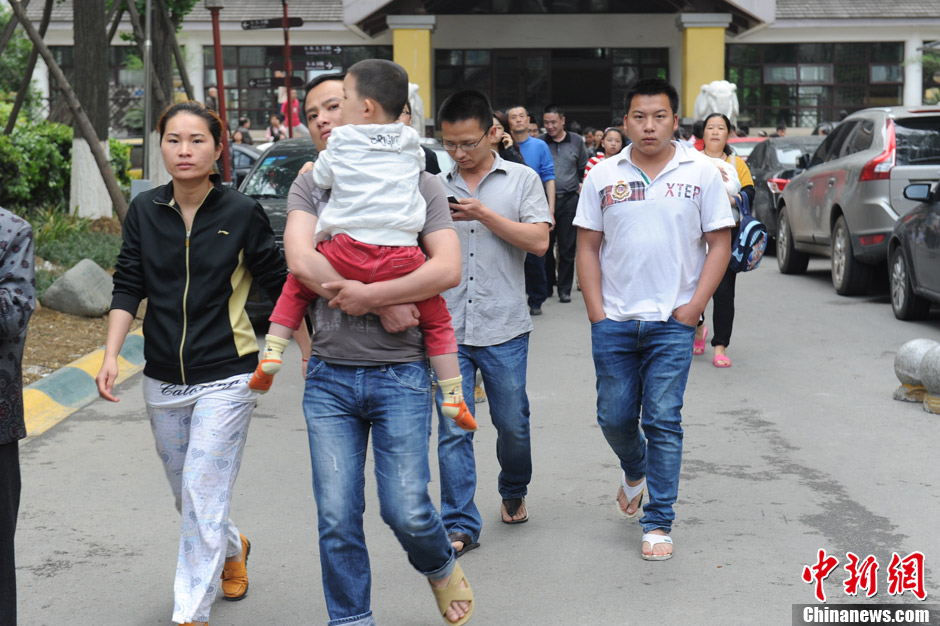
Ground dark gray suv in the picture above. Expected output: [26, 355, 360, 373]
[776, 106, 940, 295]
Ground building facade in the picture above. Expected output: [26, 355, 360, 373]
[27, 0, 939, 135]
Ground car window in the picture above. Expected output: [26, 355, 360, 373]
[748, 142, 767, 167]
[233, 151, 254, 169]
[895, 116, 940, 166]
[811, 121, 856, 166]
[242, 153, 314, 198]
[775, 147, 805, 168]
[841, 119, 874, 157]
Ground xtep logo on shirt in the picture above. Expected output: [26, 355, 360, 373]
[599, 180, 646, 210]
[664, 182, 701, 200]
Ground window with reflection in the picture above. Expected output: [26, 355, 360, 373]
[728, 42, 903, 128]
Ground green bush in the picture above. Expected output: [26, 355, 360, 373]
[0, 121, 73, 209]
[31, 209, 120, 270]
[35, 267, 57, 302]
[28, 209, 122, 301]
[37, 230, 122, 271]
[108, 137, 132, 199]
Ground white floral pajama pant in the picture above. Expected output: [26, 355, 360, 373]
[147, 395, 254, 624]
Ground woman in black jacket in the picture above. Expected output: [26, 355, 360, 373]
[96, 101, 296, 626]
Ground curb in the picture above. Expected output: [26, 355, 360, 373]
[24, 328, 145, 438]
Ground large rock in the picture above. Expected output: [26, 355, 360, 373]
[893, 338, 938, 402]
[42, 258, 112, 317]
[922, 344, 940, 415]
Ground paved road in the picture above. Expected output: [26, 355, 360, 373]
[15, 258, 940, 625]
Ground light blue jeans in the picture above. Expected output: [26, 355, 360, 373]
[435, 334, 532, 543]
[303, 356, 455, 626]
[590, 317, 695, 534]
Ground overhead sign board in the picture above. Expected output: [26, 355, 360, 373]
[304, 45, 342, 56]
[248, 76, 304, 89]
[269, 60, 336, 72]
[241, 17, 303, 30]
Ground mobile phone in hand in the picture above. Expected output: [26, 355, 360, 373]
[447, 195, 459, 205]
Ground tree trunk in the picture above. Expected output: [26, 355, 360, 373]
[157, 0, 193, 100]
[3, 0, 51, 135]
[70, 0, 112, 219]
[5, 0, 128, 221]
[124, 0, 172, 186]
[0, 0, 29, 59]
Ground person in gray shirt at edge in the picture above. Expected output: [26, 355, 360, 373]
[540, 104, 588, 303]
[434, 90, 551, 555]
[0, 207, 35, 626]
[283, 73, 474, 626]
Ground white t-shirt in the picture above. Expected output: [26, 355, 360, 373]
[312, 121, 426, 246]
[573, 142, 735, 322]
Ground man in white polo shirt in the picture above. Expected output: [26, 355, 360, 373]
[574, 77, 733, 561]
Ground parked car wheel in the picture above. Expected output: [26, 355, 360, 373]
[889, 245, 930, 320]
[831, 216, 873, 296]
[776, 206, 808, 274]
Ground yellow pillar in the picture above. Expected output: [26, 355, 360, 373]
[677, 13, 732, 120]
[387, 15, 435, 123]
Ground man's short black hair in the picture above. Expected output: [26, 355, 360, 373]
[238, 116, 249, 126]
[776, 124, 787, 132]
[528, 114, 539, 126]
[624, 78, 679, 117]
[611, 117, 623, 127]
[347, 59, 409, 121]
[438, 90, 493, 131]
[543, 104, 565, 118]
[305, 72, 346, 105]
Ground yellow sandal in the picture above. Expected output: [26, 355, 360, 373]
[429, 561, 474, 625]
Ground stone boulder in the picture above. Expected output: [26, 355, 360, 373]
[42, 258, 113, 317]
[893, 338, 938, 402]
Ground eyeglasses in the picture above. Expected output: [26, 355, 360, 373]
[442, 131, 488, 152]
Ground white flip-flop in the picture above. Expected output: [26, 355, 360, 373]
[616, 473, 645, 519]
[641, 533, 674, 561]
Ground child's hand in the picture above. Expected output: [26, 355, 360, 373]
[376, 304, 421, 333]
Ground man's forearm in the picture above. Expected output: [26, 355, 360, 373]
[688, 229, 732, 313]
[545, 179, 556, 216]
[577, 229, 605, 322]
[476, 211, 549, 256]
[288, 247, 343, 299]
[283, 210, 341, 299]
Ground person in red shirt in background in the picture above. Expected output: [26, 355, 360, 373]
[280, 88, 311, 138]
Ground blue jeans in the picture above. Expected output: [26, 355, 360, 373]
[435, 334, 532, 542]
[303, 356, 455, 626]
[590, 317, 695, 534]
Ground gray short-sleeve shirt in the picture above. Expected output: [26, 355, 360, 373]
[438, 154, 552, 347]
[286, 170, 454, 364]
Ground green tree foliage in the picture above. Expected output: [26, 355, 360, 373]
[0, 6, 42, 120]
[0, 111, 72, 208]
[0, 102, 131, 210]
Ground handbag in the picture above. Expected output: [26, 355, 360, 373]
[728, 191, 767, 273]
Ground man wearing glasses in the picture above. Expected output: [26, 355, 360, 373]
[435, 90, 551, 555]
